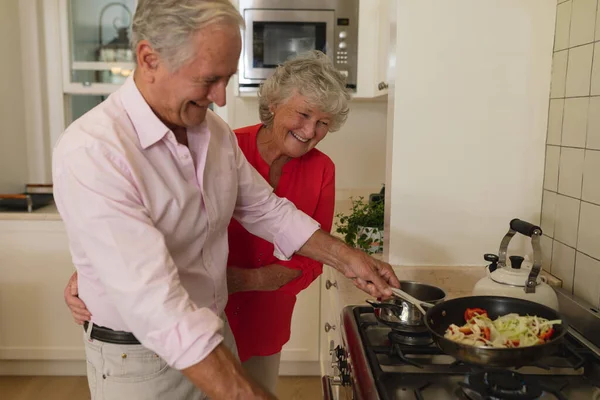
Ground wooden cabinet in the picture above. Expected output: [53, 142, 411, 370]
[0, 220, 84, 365]
[355, 0, 391, 99]
[280, 276, 321, 374]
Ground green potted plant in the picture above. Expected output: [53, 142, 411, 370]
[335, 196, 385, 254]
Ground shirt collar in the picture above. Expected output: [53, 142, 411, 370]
[119, 75, 171, 149]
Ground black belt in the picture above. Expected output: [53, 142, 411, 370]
[84, 321, 141, 345]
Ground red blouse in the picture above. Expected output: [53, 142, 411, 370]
[224, 123, 335, 362]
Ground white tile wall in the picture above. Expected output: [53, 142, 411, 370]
[591, 43, 600, 95]
[541, 235, 554, 272]
[554, 194, 581, 247]
[597, 1, 600, 40]
[566, 44, 594, 97]
[569, 0, 597, 47]
[552, 241, 576, 291]
[547, 99, 565, 145]
[587, 97, 600, 149]
[574, 252, 600, 305]
[544, 0, 600, 306]
[541, 190, 558, 236]
[562, 97, 589, 147]
[582, 150, 600, 204]
[551, 50, 569, 98]
[544, 146, 561, 191]
[577, 201, 600, 259]
[555, 1, 572, 51]
[558, 148, 585, 197]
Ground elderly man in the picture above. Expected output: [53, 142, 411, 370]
[53, 0, 400, 399]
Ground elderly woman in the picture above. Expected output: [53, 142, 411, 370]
[64, 50, 351, 394]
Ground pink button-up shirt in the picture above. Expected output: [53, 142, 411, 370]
[52, 76, 320, 369]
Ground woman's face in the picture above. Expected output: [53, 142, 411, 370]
[269, 93, 332, 158]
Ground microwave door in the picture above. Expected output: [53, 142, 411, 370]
[243, 9, 335, 81]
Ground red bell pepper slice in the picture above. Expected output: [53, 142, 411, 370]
[464, 308, 488, 322]
[539, 327, 554, 342]
[482, 327, 491, 341]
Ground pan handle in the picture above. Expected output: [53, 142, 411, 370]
[510, 219, 542, 237]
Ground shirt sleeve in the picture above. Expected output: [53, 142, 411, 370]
[275, 160, 336, 295]
[230, 133, 321, 261]
[53, 145, 223, 370]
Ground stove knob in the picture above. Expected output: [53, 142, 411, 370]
[330, 376, 343, 386]
[341, 374, 352, 386]
[335, 346, 345, 359]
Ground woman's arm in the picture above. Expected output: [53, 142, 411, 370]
[227, 265, 301, 294]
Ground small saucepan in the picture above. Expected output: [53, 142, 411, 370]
[367, 281, 446, 331]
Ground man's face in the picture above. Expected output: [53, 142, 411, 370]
[144, 22, 241, 129]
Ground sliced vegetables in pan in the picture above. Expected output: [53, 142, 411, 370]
[444, 307, 562, 348]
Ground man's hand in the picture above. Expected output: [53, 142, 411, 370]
[297, 230, 400, 298]
[183, 343, 277, 400]
[337, 246, 400, 298]
[64, 271, 92, 325]
[227, 265, 302, 294]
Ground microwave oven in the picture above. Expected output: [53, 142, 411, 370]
[237, 0, 358, 92]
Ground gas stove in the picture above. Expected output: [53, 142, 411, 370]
[327, 289, 600, 400]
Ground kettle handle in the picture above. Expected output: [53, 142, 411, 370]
[510, 219, 543, 237]
[496, 219, 543, 294]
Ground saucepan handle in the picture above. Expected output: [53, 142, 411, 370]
[510, 219, 542, 237]
[366, 299, 404, 314]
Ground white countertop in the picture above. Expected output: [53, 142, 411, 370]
[0, 188, 375, 222]
[0, 203, 61, 221]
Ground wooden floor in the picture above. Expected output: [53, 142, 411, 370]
[0, 375, 322, 400]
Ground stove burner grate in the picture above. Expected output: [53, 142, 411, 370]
[459, 370, 543, 400]
[388, 329, 433, 347]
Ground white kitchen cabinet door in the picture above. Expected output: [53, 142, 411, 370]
[355, 0, 390, 99]
[280, 275, 321, 363]
[319, 267, 338, 377]
[0, 220, 84, 361]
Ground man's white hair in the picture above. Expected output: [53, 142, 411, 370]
[131, 0, 244, 71]
[258, 51, 352, 132]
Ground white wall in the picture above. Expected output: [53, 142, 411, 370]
[385, 0, 556, 266]
[0, 0, 29, 193]
[229, 96, 387, 193]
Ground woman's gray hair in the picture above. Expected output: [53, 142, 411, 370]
[258, 51, 352, 132]
[131, 0, 244, 71]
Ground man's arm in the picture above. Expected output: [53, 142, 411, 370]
[297, 230, 400, 298]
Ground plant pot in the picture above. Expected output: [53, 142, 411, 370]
[357, 225, 383, 254]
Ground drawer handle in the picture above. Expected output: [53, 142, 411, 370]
[324, 323, 336, 333]
[325, 280, 338, 290]
[378, 81, 389, 90]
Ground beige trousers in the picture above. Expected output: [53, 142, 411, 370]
[83, 319, 238, 400]
[241, 352, 282, 395]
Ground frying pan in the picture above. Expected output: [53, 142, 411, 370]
[424, 295, 568, 367]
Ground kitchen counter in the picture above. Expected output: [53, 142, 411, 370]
[0, 202, 61, 221]
[326, 263, 563, 317]
[0, 188, 374, 222]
